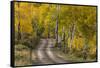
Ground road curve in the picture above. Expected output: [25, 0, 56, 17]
[37, 39, 55, 64]
[36, 39, 68, 65]
[46, 39, 68, 63]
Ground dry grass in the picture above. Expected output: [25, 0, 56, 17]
[14, 44, 37, 66]
[53, 48, 96, 63]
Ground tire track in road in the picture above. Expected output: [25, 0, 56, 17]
[46, 39, 68, 64]
[37, 39, 56, 64]
[36, 39, 68, 65]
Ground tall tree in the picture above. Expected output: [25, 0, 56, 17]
[17, 2, 21, 42]
[69, 23, 76, 51]
[55, 4, 60, 47]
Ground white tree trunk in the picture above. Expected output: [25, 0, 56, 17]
[69, 23, 76, 50]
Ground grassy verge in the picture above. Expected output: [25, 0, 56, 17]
[14, 44, 37, 66]
[53, 48, 96, 63]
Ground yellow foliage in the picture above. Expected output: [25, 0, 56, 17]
[88, 35, 96, 55]
[68, 35, 84, 50]
[14, 2, 33, 34]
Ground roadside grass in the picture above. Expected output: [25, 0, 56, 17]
[15, 44, 37, 66]
[53, 48, 96, 63]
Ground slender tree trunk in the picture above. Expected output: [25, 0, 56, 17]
[55, 5, 60, 47]
[65, 28, 70, 52]
[48, 24, 50, 38]
[62, 26, 66, 53]
[55, 18, 58, 47]
[48, 5, 51, 39]
[17, 2, 21, 42]
[31, 4, 38, 37]
[69, 23, 76, 51]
